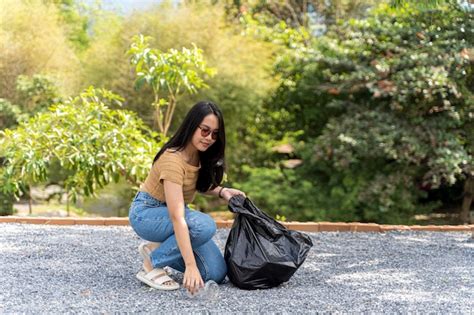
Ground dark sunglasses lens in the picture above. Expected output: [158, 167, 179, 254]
[200, 126, 218, 140]
[201, 128, 211, 137]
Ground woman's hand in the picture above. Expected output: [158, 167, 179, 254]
[183, 264, 204, 295]
[221, 188, 246, 202]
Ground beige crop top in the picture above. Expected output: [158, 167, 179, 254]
[140, 149, 200, 204]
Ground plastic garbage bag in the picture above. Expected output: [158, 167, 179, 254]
[224, 195, 313, 290]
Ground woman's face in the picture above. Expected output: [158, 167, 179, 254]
[191, 114, 219, 152]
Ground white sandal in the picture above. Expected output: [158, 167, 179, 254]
[136, 269, 180, 291]
[137, 243, 179, 290]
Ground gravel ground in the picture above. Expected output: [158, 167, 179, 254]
[0, 223, 473, 314]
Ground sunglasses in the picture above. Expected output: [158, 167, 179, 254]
[198, 125, 219, 140]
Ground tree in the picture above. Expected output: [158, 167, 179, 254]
[0, 0, 81, 100]
[127, 34, 216, 136]
[81, 4, 277, 195]
[223, 0, 379, 29]
[47, 0, 92, 51]
[15, 74, 62, 115]
[0, 99, 22, 130]
[0, 87, 163, 215]
[240, 3, 473, 223]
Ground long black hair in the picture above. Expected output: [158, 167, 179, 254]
[152, 101, 226, 192]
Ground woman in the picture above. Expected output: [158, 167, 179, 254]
[128, 101, 245, 294]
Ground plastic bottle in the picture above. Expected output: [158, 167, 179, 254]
[184, 280, 219, 301]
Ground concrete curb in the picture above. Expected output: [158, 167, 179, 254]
[0, 216, 473, 233]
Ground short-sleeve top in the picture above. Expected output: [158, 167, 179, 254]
[140, 149, 201, 204]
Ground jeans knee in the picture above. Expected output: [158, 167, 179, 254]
[207, 262, 227, 284]
[205, 216, 217, 237]
[189, 213, 216, 243]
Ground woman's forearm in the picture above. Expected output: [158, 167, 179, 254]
[171, 217, 197, 267]
[203, 186, 225, 198]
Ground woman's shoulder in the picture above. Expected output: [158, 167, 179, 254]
[165, 147, 180, 154]
[156, 149, 185, 165]
[163, 148, 183, 159]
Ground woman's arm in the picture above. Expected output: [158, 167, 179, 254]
[202, 186, 223, 198]
[163, 180, 203, 294]
[203, 185, 247, 201]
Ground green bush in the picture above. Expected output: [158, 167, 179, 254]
[0, 99, 22, 130]
[0, 191, 14, 216]
[240, 3, 473, 223]
[0, 87, 163, 203]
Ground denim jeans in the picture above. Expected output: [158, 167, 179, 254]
[128, 191, 227, 284]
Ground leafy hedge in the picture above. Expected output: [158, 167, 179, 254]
[239, 4, 473, 223]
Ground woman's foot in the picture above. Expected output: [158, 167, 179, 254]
[136, 269, 180, 291]
[139, 242, 178, 289]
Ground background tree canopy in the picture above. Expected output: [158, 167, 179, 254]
[0, 0, 472, 224]
[237, 2, 473, 223]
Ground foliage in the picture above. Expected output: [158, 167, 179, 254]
[0, 99, 22, 130]
[239, 12, 311, 49]
[0, 87, 163, 202]
[0, 190, 14, 216]
[0, 0, 81, 100]
[3, 0, 470, 223]
[15, 74, 62, 115]
[0, 74, 65, 210]
[235, 165, 321, 221]
[390, 0, 458, 9]
[81, 3, 278, 200]
[310, 3, 473, 184]
[48, 0, 92, 51]
[0, 75, 61, 130]
[241, 3, 473, 223]
[0, 1, 276, 214]
[224, 0, 380, 28]
[127, 34, 216, 136]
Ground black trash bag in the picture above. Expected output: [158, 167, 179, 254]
[224, 195, 313, 290]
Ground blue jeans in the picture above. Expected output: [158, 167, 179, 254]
[128, 191, 227, 284]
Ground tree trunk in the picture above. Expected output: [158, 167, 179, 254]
[66, 190, 70, 217]
[153, 93, 164, 135]
[163, 96, 176, 136]
[461, 176, 473, 224]
[28, 185, 32, 215]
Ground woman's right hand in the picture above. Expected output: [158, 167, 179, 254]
[183, 264, 204, 295]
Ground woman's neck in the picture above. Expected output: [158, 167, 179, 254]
[181, 144, 199, 165]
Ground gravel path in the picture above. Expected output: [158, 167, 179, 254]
[1, 223, 473, 314]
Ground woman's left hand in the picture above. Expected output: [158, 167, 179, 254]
[221, 188, 246, 202]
